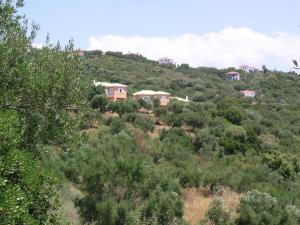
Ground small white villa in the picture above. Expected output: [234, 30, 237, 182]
[240, 65, 261, 73]
[226, 71, 240, 81]
[240, 90, 256, 98]
[158, 57, 175, 65]
[133, 90, 170, 106]
[93, 81, 127, 101]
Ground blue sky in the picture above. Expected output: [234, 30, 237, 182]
[21, 0, 300, 70]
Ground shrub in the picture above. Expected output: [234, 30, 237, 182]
[163, 113, 183, 127]
[262, 151, 300, 180]
[193, 95, 207, 102]
[138, 98, 152, 109]
[91, 94, 108, 112]
[168, 101, 184, 114]
[106, 100, 139, 115]
[225, 107, 243, 125]
[109, 118, 126, 134]
[224, 126, 247, 142]
[141, 188, 183, 225]
[184, 112, 207, 130]
[201, 198, 230, 225]
[236, 190, 281, 225]
[133, 116, 155, 132]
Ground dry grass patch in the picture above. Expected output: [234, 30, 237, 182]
[149, 124, 170, 138]
[183, 187, 241, 225]
[60, 182, 85, 225]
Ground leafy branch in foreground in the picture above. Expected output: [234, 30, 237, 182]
[0, 0, 87, 223]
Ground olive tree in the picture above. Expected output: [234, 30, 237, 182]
[0, 0, 86, 223]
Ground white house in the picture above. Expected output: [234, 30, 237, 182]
[240, 90, 256, 98]
[159, 57, 175, 65]
[133, 90, 170, 106]
[240, 65, 260, 73]
[226, 71, 240, 81]
[93, 81, 127, 101]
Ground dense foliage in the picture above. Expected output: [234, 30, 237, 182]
[0, 1, 86, 224]
[73, 50, 300, 225]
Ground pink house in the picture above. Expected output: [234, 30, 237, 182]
[226, 71, 240, 81]
[133, 90, 170, 106]
[240, 90, 256, 98]
[94, 81, 127, 101]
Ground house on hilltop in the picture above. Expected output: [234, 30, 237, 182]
[226, 71, 240, 81]
[94, 81, 127, 101]
[159, 57, 175, 65]
[133, 90, 170, 106]
[240, 65, 260, 73]
[240, 90, 256, 98]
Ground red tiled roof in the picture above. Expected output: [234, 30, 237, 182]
[226, 71, 239, 76]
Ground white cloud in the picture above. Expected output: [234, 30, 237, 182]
[88, 27, 300, 71]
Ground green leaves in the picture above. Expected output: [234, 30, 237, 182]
[262, 151, 300, 180]
[237, 190, 281, 225]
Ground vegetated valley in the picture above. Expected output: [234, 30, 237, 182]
[2, 3, 300, 224]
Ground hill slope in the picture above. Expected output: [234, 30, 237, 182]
[52, 51, 300, 225]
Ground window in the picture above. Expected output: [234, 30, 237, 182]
[118, 88, 124, 93]
[107, 88, 113, 96]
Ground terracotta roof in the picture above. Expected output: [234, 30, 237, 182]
[226, 71, 240, 76]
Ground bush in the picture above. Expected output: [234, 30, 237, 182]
[236, 190, 281, 225]
[168, 101, 184, 114]
[106, 100, 139, 115]
[141, 188, 183, 225]
[163, 113, 183, 127]
[108, 118, 126, 134]
[225, 107, 243, 125]
[138, 98, 152, 109]
[193, 95, 207, 102]
[91, 94, 108, 112]
[133, 116, 155, 132]
[184, 112, 207, 130]
[262, 151, 300, 180]
[201, 198, 230, 225]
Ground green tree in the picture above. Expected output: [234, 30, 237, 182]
[0, 1, 86, 223]
[262, 65, 268, 74]
[91, 95, 108, 112]
[184, 112, 207, 130]
[201, 198, 230, 225]
[225, 107, 243, 125]
[236, 190, 281, 225]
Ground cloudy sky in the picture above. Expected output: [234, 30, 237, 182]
[22, 0, 300, 70]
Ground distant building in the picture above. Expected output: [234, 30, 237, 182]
[133, 90, 170, 106]
[126, 52, 140, 56]
[240, 65, 260, 73]
[94, 81, 127, 101]
[171, 96, 190, 102]
[159, 57, 175, 65]
[226, 71, 240, 81]
[70, 49, 84, 57]
[240, 90, 256, 98]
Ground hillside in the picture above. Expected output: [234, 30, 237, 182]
[3, 2, 300, 225]
[45, 51, 300, 224]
